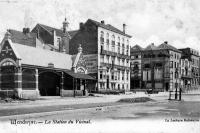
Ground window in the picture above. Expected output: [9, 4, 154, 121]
[100, 71, 103, 79]
[118, 71, 120, 80]
[112, 35, 115, 52]
[126, 45, 129, 55]
[100, 31, 104, 44]
[111, 72, 114, 80]
[100, 55, 104, 62]
[122, 71, 124, 80]
[170, 61, 173, 68]
[127, 71, 129, 80]
[122, 38, 125, 54]
[118, 37, 120, 54]
[107, 56, 109, 63]
[106, 33, 109, 50]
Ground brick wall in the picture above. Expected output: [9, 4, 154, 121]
[69, 21, 98, 55]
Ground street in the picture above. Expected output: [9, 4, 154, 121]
[0, 94, 200, 133]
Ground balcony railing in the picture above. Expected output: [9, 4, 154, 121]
[101, 49, 129, 59]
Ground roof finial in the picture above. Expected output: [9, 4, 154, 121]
[78, 44, 82, 53]
[63, 9, 69, 33]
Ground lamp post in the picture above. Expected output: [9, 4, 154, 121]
[175, 68, 178, 100]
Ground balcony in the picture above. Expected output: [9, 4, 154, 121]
[101, 49, 130, 59]
[181, 74, 192, 79]
[100, 62, 130, 71]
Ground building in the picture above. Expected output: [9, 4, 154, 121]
[130, 45, 143, 91]
[130, 41, 182, 92]
[0, 19, 95, 99]
[31, 18, 78, 53]
[179, 48, 200, 92]
[69, 19, 132, 92]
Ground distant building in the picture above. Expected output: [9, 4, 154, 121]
[130, 45, 143, 91]
[130, 41, 182, 92]
[179, 48, 200, 92]
[69, 19, 132, 91]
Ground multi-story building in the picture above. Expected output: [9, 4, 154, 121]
[69, 19, 132, 91]
[130, 45, 143, 91]
[179, 48, 200, 91]
[130, 41, 182, 92]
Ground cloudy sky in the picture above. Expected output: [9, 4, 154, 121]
[1, 0, 200, 50]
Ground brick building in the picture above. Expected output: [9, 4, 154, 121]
[69, 19, 132, 92]
[0, 19, 95, 99]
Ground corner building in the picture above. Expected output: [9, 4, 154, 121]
[70, 19, 132, 92]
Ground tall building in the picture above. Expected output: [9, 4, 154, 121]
[130, 41, 182, 92]
[69, 19, 132, 91]
[130, 45, 143, 91]
[179, 48, 200, 92]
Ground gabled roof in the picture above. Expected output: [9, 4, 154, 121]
[131, 45, 143, 52]
[9, 40, 72, 70]
[88, 19, 131, 38]
[35, 23, 78, 38]
[8, 29, 36, 47]
[158, 42, 181, 53]
[144, 43, 158, 51]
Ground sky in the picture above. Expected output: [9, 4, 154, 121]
[1, 0, 200, 50]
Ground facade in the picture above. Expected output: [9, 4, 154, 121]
[130, 42, 182, 92]
[179, 48, 200, 92]
[130, 45, 143, 91]
[0, 19, 95, 99]
[69, 19, 132, 91]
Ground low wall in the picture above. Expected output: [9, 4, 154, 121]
[61, 90, 86, 97]
[19, 90, 40, 100]
[0, 90, 15, 98]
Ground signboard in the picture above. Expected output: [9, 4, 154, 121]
[84, 54, 98, 73]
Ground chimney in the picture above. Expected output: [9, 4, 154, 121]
[23, 28, 30, 34]
[101, 20, 105, 24]
[151, 43, 154, 46]
[123, 23, 126, 33]
[79, 22, 84, 30]
[164, 41, 168, 44]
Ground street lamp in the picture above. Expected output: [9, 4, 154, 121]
[175, 68, 178, 100]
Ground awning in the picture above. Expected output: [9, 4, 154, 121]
[64, 71, 96, 80]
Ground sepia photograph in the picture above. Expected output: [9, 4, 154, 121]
[0, 0, 200, 132]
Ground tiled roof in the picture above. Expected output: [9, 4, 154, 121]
[144, 43, 158, 51]
[8, 29, 36, 47]
[10, 40, 72, 70]
[131, 45, 143, 52]
[88, 19, 131, 38]
[158, 42, 181, 53]
[37, 23, 78, 38]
